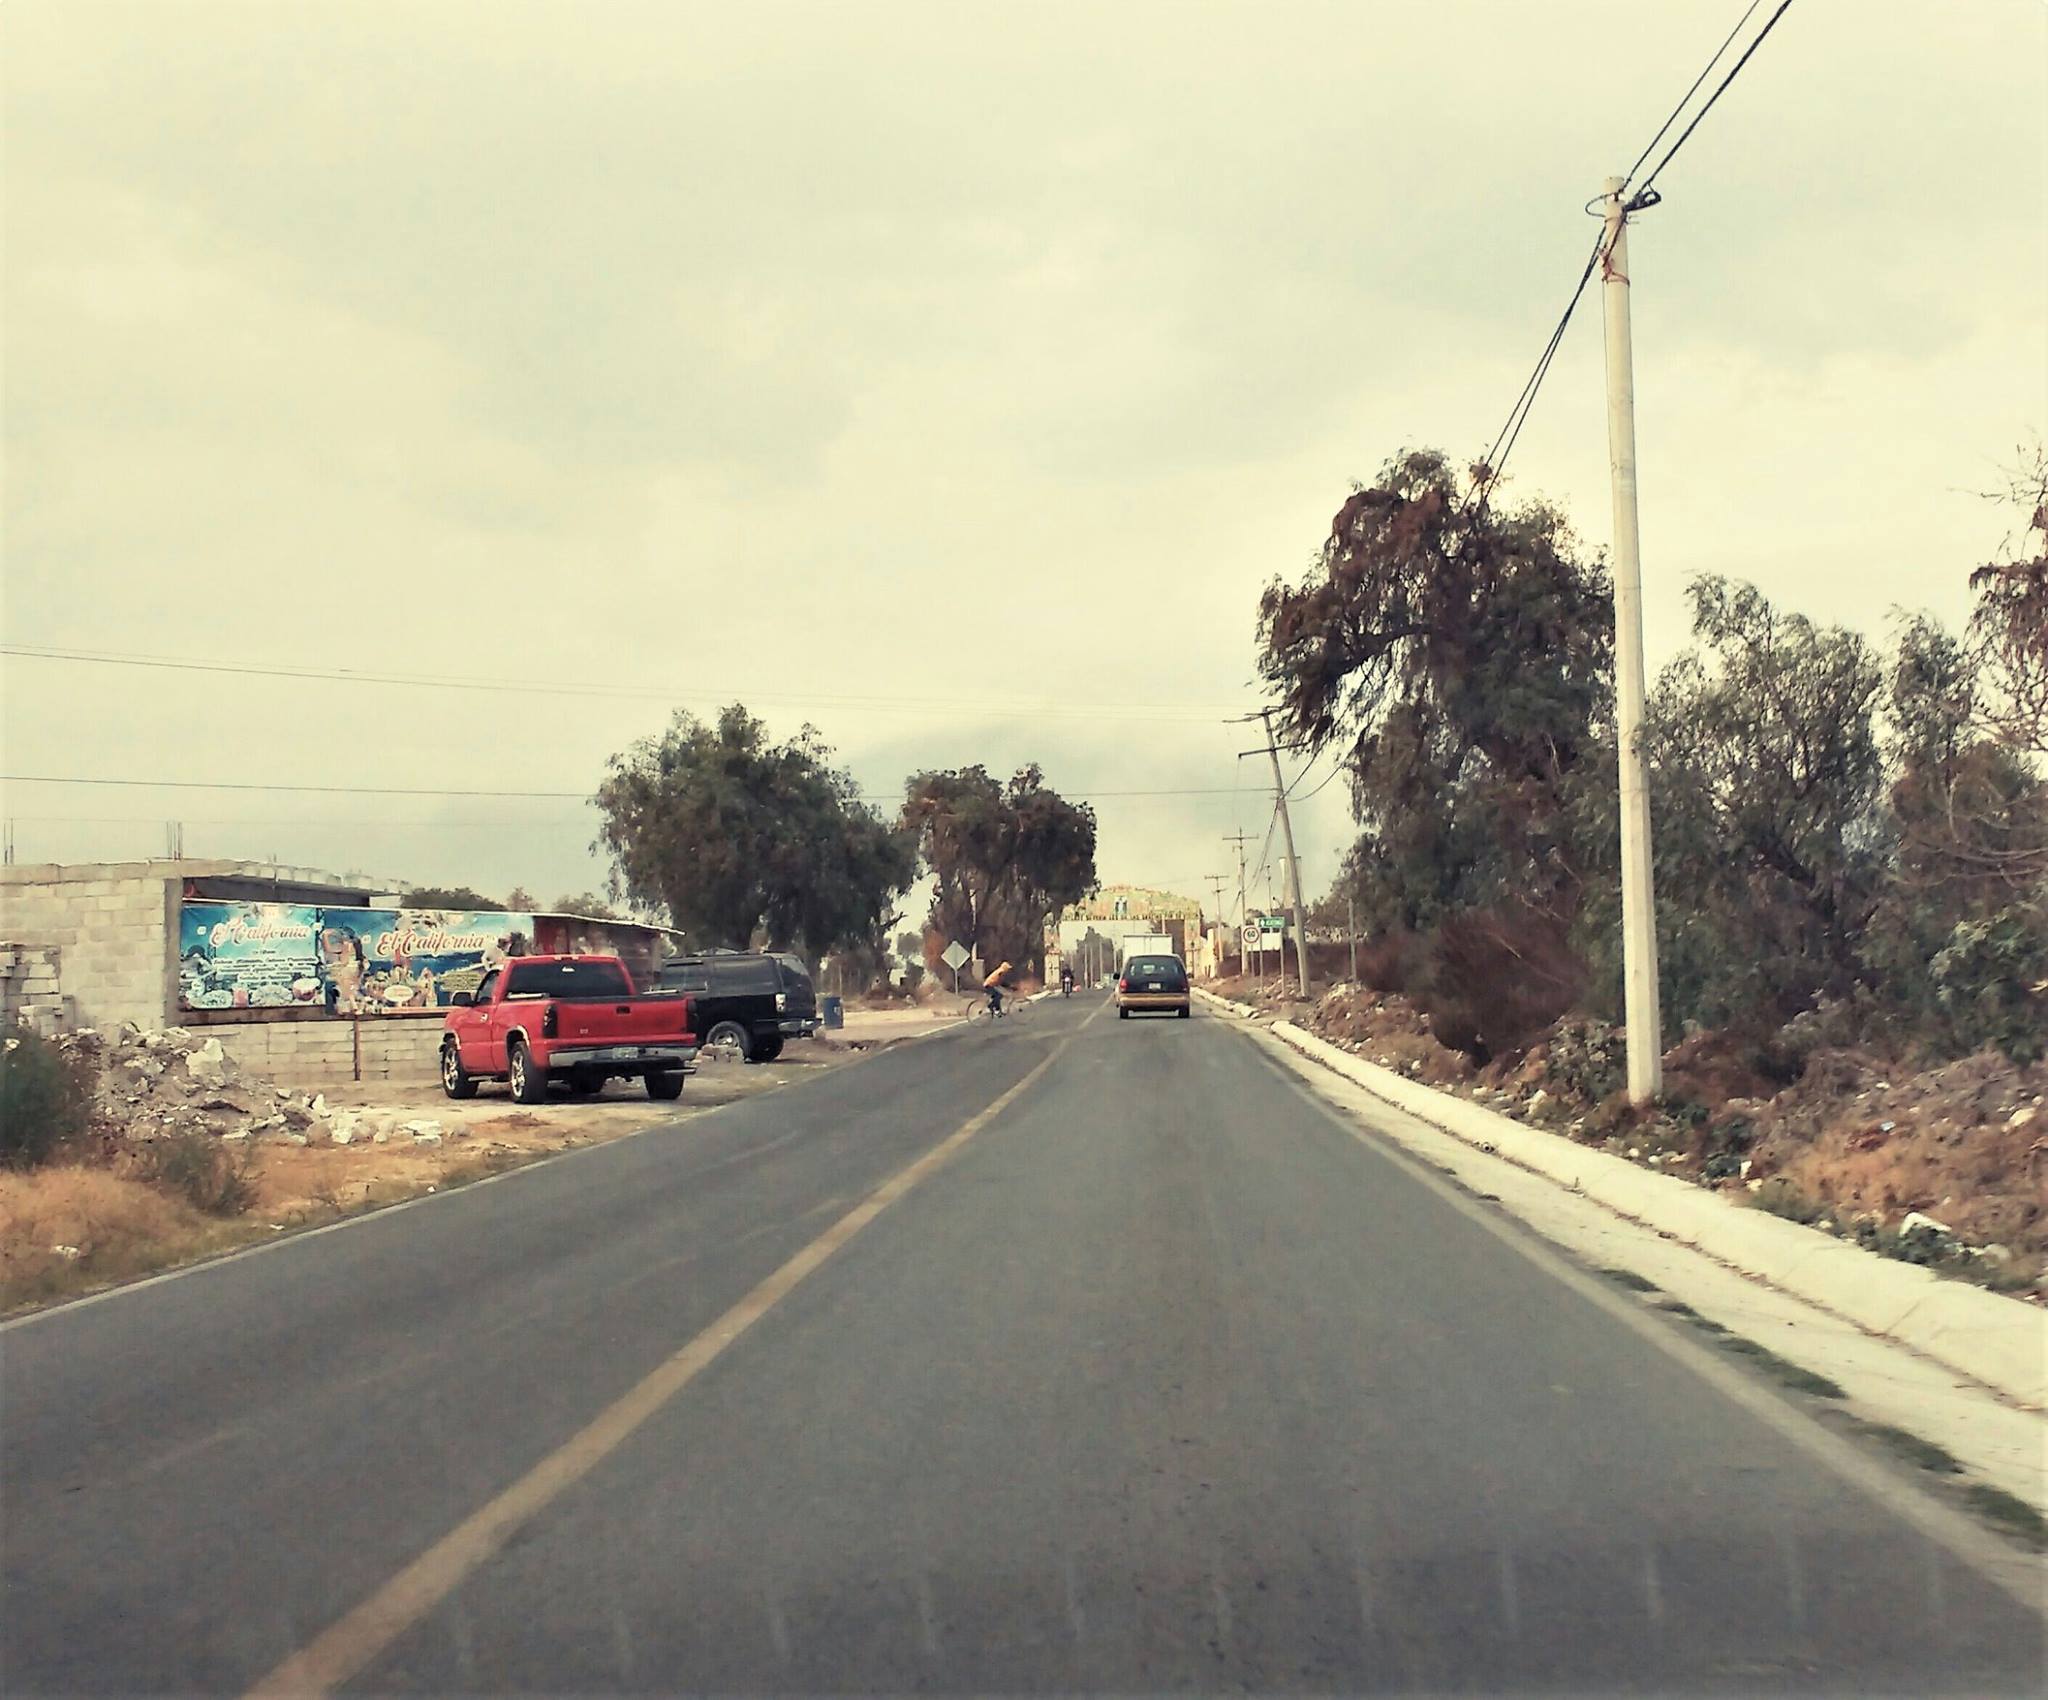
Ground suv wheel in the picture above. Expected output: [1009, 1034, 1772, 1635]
[704, 1020, 753, 1063]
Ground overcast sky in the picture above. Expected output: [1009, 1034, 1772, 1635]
[4, 0, 2043, 919]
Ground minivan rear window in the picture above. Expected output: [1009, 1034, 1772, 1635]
[1126, 958, 1185, 983]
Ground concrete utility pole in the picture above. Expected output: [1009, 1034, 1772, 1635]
[1224, 831, 1254, 978]
[1600, 175, 1663, 1105]
[1259, 711, 1311, 999]
[1205, 876, 1229, 977]
[1347, 891, 1358, 986]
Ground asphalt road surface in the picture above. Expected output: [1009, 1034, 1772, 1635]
[5, 995, 2042, 1695]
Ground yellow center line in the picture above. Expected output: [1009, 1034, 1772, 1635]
[246, 1040, 1070, 1698]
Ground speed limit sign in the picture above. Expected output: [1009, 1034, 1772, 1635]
[1240, 923, 1259, 950]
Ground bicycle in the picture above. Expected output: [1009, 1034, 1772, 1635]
[964, 989, 1032, 1024]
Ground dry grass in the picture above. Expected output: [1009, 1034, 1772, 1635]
[0, 1166, 260, 1312]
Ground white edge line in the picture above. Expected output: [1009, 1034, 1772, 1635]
[1227, 1019, 2048, 1615]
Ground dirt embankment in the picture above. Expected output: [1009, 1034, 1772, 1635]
[1209, 975, 2048, 1297]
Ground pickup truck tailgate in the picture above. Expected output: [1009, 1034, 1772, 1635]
[551, 996, 695, 1045]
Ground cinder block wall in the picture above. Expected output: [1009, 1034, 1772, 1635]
[214, 1019, 444, 1086]
[0, 864, 175, 1031]
[0, 945, 71, 1033]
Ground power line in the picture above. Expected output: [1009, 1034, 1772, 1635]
[1291, 758, 1348, 804]
[1629, 0, 1796, 203]
[1469, 0, 1796, 509]
[0, 643, 1236, 727]
[1621, 0, 1765, 191]
[1473, 224, 1613, 505]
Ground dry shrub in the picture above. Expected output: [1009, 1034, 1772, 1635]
[1352, 930, 1420, 995]
[1662, 1026, 1800, 1104]
[0, 1165, 217, 1309]
[1418, 909, 1588, 1064]
[138, 1130, 260, 1217]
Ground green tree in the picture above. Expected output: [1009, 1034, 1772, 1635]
[503, 886, 539, 912]
[1969, 448, 2048, 761]
[594, 705, 915, 956]
[551, 891, 625, 921]
[901, 765, 1097, 977]
[1636, 578, 1887, 1028]
[1256, 449, 1613, 931]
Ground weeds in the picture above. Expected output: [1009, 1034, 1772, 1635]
[1715, 1335, 1846, 1398]
[1848, 1420, 1962, 1475]
[1751, 1177, 1828, 1225]
[1959, 1484, 2048, 1551]
[138, 1131, 259, 1217]
[1656, 1299, 1727, 1332]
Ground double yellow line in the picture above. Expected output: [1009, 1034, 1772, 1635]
[250, 1026, 1080, 1696]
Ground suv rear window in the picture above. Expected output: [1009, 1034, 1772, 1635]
[504, 959, 632, 999]
[657, 955, 779, 996]
[1126, 958, 1186, 984]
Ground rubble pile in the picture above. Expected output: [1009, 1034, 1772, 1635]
[1736, 1049, 2047, 1268]
[50, 1026, 456, 1151]
[1305, 983, 1472, 1086]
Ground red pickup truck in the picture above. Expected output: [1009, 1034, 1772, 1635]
[439, 954, 698, 1103]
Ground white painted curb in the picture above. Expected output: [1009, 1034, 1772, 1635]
[1195, 987, 2048, 1407]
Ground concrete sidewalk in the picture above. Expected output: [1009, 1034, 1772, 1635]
[1194, 986, 2048, 1416]
[834, 1004, 964, 1047]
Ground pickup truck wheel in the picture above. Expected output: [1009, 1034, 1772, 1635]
[704, 1020, 752, 1063]
[645, 1070, 686, 1101]
[508, 1040, 548, 1104]
[755, 1035, 785, 1062]
[440, 1042, 478, 1100]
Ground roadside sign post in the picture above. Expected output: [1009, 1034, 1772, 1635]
[941, 939, 969, 993]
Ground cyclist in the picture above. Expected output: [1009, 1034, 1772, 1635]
[982, 959, 1013, 1018]
[1059, 960, 1074, 997]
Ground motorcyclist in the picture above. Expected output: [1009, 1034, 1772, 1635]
[982, 959, 1013, 1018]
[1059, 960, 1074, 996]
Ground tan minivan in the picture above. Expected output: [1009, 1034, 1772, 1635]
[1116, 953, 1191, 1019]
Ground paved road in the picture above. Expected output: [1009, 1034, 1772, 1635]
[5, 996, 2041, 1695]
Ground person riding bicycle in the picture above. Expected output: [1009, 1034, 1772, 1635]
[1059, 960, 1074, 996]
[982, 959, 1013, 1018]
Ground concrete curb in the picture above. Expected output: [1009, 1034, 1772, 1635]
[1194, 986, 2048, 1408]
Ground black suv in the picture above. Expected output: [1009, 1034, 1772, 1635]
[653, 952, 820, 1062]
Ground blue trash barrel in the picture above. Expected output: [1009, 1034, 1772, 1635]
[821, 995, 844, 1030]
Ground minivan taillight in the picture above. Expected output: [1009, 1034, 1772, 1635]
[1118, 977, 1129, 993]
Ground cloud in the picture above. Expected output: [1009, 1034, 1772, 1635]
[4, 0, 2042, 907]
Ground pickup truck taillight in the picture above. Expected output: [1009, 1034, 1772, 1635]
[541, 1004, 559, 1038]
[680, 995, 696, 1036]
[775, 991, 787, 1013]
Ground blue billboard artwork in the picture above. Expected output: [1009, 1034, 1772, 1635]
[178, 904, 323, 1010]
[178, 903, 537, 1016]
[325, 910, 536, 1015]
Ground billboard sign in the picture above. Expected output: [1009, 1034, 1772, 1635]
[178, 902, 536, 1015]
